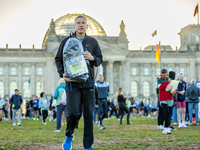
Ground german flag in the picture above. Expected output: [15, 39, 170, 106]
[155, 42, 161, 68]
[194, 4, 198, 17]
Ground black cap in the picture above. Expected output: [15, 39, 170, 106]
[15, 89, 19, 91]
[161, 69, 167, 73]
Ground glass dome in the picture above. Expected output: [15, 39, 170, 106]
[54, 13, 107, 36]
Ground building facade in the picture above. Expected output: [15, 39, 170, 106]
[0, 13, 199, 100]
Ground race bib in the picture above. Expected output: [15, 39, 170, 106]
[66, 55, 88, 79]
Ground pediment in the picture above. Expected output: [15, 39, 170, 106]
[97, 39, 128, 55]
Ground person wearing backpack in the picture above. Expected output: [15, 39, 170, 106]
[186, 79, 200, 126]
[53, 78, 67, 132]
[177, 73, 187, 128]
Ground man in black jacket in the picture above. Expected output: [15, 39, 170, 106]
[10, 89, 22, 126]
[55, 15, 103, 150]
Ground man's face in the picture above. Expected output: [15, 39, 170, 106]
[161, 72, 167, 78]
[15, 91, 19, 95]
[99, 75, 104, 82]
[179, 75, 184, 81]
[74, 17, 88, 35]
[153, 97, 156, 100]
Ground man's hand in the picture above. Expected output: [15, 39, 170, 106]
[95, 104, 98, 108]
[63, 74, 73, 82]
[172, 91, 176, 95]
[179, 92, 184, 95]
[82, 52, 94, 61]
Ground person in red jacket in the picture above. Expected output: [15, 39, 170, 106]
[157, 69, 176, 134]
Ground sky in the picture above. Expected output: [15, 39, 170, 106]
[0, 0, 199, 50]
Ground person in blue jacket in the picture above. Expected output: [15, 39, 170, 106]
[95, 74, 109, 130]
[9, 89, 22, 126]
[39, 92, 50, 125]
[33, 96, 40, 120]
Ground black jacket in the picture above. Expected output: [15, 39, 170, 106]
[117, 94, 126, 104]
[55, 33, 103, 89]
[10, 94, 23, 109]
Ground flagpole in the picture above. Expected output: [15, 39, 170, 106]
[198, 3, 199, 25]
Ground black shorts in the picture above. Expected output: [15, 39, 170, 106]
[33, 108, 39, 111]
[151, 109, 157, 112]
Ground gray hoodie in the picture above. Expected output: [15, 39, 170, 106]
[39, 97, 50, 111]
[186, 84, 200, 103]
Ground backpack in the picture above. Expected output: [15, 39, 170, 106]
[190, 89, 197, 101]
[61, 90, 66, 105]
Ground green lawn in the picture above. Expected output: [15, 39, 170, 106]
[0, 117, 200, 150]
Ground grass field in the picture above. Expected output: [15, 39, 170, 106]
[0, 117, 200, 150]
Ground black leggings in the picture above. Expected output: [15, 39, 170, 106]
[42, 110, 48, 123]
[119, 103, 130, 124]
[161, 104, 173, 128]
[158, 102, 165, 126]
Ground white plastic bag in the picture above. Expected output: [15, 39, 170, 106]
[63, 38, 88, 82]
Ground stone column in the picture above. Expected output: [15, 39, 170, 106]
[151, 63, 155, 97]
[18, 63, 22, 91]
[108, 60, 114, 95]
[46, 58, 55, 97]
[5, 63, 9, 97]
[122, 61, 130, 94]
[139, 63, 143, 98]
[31, 63, 36, 97]
[175, 63, 179, 76]
[189, 59, 196, 81]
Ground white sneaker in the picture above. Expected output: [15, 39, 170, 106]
[95, 121, 99, 124]
[142, 116, 145, 118]
[104, 118, 108, 121]
[13, 123, 16, 126]
[178, 122, 182, 128]
[162, 128, 168, 134]
[157, 125, 164, 129]
[108, 117, 110, 120]
[188, 122, 193, 126]
[182, 123, 187, 128]
[151, 117, 154, 119]
[98, 124, 101, 128]
[117, 118, 120, 121]
[17, 122, 21, 126]
[173, 122, 178, 126]
[54, 129, 61, 132]
[166, 128, 171, 134]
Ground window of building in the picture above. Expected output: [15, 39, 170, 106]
[0, 81, 4, 96]
[10, 81, 17, 96]
[0, 68, 3, 75]
[132, 68, 137, 76]
[11, 68, 16, 75]
[23, 81, 30, 98]
[36, 81, 43, 97]
[37, 68, 43, 76]
[144, 68, 149, 76]
[156, 68, 160, 76]
[131, 81, 138, 97]
[180, 68, 185, 74]
[143, 81, 150, 97]
[24, 68, 29, 75]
